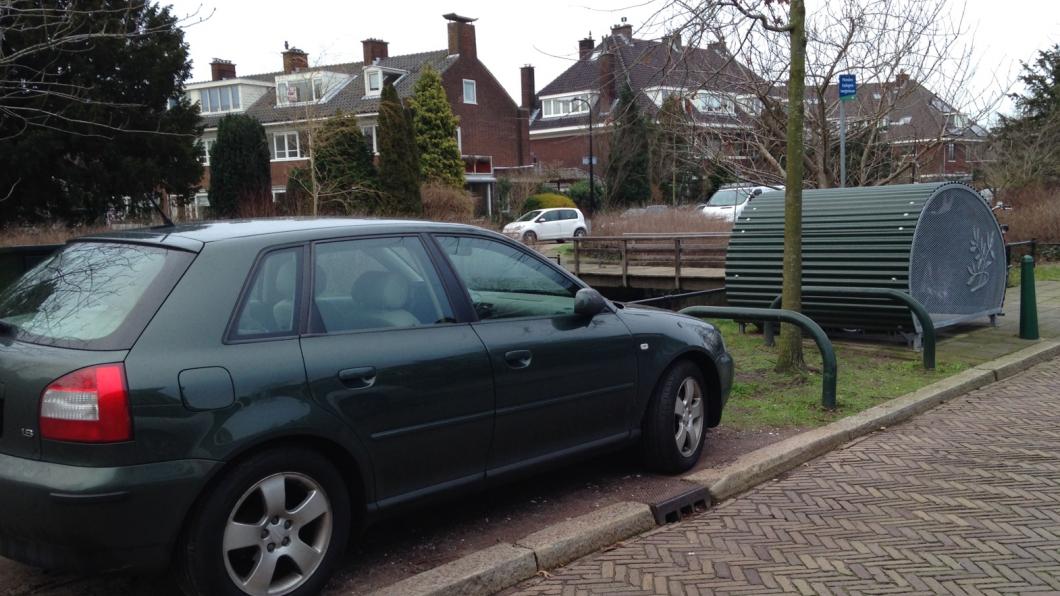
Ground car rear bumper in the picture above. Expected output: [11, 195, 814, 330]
[0, 453, 219, 572]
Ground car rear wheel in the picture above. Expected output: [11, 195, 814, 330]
[177, 447, 351, 596]
[573, 228, 587, 238]
[523, 231, 538, 244]
[639, 360, 707, 474]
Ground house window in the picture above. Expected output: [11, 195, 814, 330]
[273, 132, 302, 160]
[271, 188, 287, 203]
[277, 78, 326, 106]
[693, 92, 734, 114]
[365, 69, 382, 96]
[541, 93, 593, 118]
[945, 143, 957, 162]
[463, 79, 477, 104]
[199, 85, 241, 113]
[360, 126, 378, 154]
[200, 139, 214, 165]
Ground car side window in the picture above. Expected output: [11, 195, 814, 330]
[310, 236, 454, 333]
[562, 209, 578, 220]
[437, 235, 580, 320]
[543, 210, 561, 222]
[232, 247, 302, 339]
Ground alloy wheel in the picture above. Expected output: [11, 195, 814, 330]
[673, 377, 704, 457]
[223, 472, 333, 596]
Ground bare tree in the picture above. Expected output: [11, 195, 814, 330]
[644, 0, 1001, 189]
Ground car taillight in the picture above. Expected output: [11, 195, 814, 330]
[40, 364, 131, 443]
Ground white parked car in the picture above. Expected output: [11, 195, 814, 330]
[503, 207, 588, 243]
[699, 185, 783, 221]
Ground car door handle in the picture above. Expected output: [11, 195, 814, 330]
[338, 366, 376, 389]
[504, 350, 532, 369]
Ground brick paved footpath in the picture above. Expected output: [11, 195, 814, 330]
[509, 357, 1060, 595]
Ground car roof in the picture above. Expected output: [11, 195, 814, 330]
[76, 218, 483, 250]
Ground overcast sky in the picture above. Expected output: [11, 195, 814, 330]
[167, 0, 1059, 118]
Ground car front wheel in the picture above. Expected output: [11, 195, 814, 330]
[523, 231, 538, 244]
[177, 447, 351, 596]
[640, 360, 707, 474]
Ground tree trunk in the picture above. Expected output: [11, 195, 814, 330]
[776, 0, 807, 373]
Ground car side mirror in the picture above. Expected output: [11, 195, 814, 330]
[536, 217, 546, 223]
[574, 288, 607, 317]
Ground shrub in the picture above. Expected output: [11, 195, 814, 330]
[568, 180, 604, 213]
[996, 185, 1060, 243]
[421, 182, 474, 222]
[523, 193, 576, 212]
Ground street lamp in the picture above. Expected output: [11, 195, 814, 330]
[570, 97, 595, 211]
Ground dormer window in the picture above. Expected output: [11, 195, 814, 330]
[276, 71, 351, 106]
[200, 85, 241, 113]
[693, 91, 735, 114]
[541, 92, 594, 118]
[363, 66, 405, 98]
[366, 70, 382, 95]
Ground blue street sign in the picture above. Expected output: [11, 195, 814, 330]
[838, 74, 857, 101]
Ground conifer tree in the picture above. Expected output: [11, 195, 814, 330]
[378, 82, 423, 214]
[409, 65, 465, 188]
[209, 114, 271, 217]
[604, 84, 652, 207]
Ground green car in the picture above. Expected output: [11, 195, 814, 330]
[0, 219, 732, 596]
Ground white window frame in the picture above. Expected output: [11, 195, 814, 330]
[273, 132, 302, 161]
[540, 92, 594, 119]
[365, 69, 382, 97]
[693, 91, 735, 115]
[945, 142, 957, 162]
[200, 139, 214, 165]
[360, 125, 378, 155]
[456, 126, 462, 153]
[199, 85, 242, 114]
[271, 187, 287, 203]
[463, 79, 477, 104]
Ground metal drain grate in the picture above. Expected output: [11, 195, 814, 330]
[649, 485, 711, 525]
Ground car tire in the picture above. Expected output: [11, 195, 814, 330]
[573, 228, 587, 238]
[639, 360, 708, 474]
[523, 231, 537, 244]
[176, 447, 351, 596]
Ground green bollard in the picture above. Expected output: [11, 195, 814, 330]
[1020, 255, 1039, 340]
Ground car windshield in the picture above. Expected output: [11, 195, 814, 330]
[0, 242, 193, 350]
[516, 210, 544, 222]
[706, 190, 749, 207]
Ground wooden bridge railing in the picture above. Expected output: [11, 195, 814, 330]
[571, 233, 731, 288]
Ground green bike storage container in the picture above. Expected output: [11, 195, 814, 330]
[724, 182, 1006, 337]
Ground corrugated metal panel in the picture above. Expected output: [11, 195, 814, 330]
[725, 182, 1004, 332]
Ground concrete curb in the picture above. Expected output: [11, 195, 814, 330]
[515, 501, 656, 570]
[686, 340, 1060, 501]
[368, 340, 1060, 596]
[367, 502, 654, 596]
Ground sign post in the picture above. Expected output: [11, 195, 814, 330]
[838, 74, 856, 188]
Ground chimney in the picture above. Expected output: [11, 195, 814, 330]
[611, 20, 633, 42]
[444, 13, 477, 60]
[210, 58, 236, 81]
[895, 70, 910, 87]
[707, 40, 728, 55]
[665, 31, 682, 50]
[597, 50, 616, 112]
[520, 65, 536, 110]
[362, 38, 389, 65]
[282, 46, 309, 73]
[579, 36, 595, 60]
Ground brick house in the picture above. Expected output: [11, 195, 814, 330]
[185, 13, 530, 217]
[522, 22, 763, 186]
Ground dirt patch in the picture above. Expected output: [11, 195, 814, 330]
[324, 426, 800, 594]
[0, 428, 797, 596]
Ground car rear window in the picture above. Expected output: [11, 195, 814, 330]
[0, 242, 193, 350]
